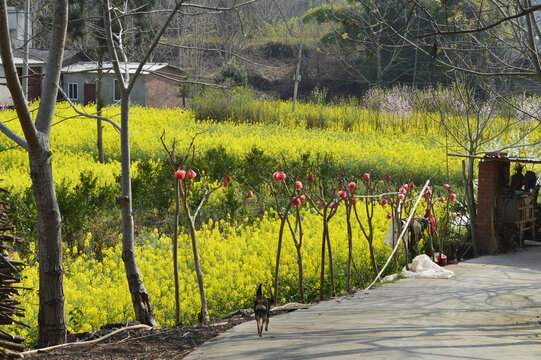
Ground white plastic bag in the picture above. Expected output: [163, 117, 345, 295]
[384, 217, 407, 247]
[402, 254, 455, 279]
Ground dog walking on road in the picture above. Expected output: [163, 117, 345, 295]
[254, 284, 272, 337]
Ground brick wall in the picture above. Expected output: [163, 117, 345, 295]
[145, 66, 185, 109]
[476, 153, 509, 254]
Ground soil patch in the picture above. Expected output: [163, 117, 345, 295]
[24, 303, 309, 359]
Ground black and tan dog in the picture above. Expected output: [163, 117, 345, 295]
[254, 284, 272, 337]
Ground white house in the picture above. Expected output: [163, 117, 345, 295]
[0, 54, 45, 106]
[7, 6, 33, 50]
[0, 6, 41, 106]
[60, 62, 185, 108]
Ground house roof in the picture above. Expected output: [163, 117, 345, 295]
[0, 53, 45, 66]
[61, 62, 170, 75]
[448, 152, 541, 164]
[482, 153, 541, 164]
[0, 49, 81, 66]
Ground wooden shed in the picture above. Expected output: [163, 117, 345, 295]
[476, 152, 540, 254]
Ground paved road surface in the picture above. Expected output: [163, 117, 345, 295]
[186, 247, 541, 359]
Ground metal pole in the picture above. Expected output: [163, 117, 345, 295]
[292, 42, 303, 112]
[22, 0, 30, 99]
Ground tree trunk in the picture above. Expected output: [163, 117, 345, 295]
[368, 238, 378, 278]
[96, 47, 105, 163]
[392, 212, 398, 272]
[119, 94, 156, 326]
[173, 178, 180, 325]
[293, 209, 305, 303]
[319, 214, 328, 300]
[273, 213, 287, 305]
[295, 246, 304, 303]
[346, 205, 352, 292]
[326, 224, 335, 296]
[0, 0, 68, 346]
[188, 218, 209, 324]
[30, 147, 66, 348]
[366, 202, 378, 276]
[403, 230, 409, 269]
[181, 182, 209, 324]
[463, 159, 478, 257]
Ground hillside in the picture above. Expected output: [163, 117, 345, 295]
[177, 41, 354, 100]
[242, 42, 354, 100]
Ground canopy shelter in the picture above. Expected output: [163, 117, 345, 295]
[453, 152, 541, 254]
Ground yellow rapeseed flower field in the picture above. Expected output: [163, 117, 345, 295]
[0, 102, 461, 192]
[0, 100, 467, 342]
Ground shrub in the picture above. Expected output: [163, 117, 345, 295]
[191, 87, 232, 122]
[56, 171, 118, 250]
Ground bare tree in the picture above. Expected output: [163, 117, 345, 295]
[388, 0, 541, 254]
[101, 0, 257, 325]
[302, 0, 448, 88]
[363, 0, 541, 94]
[100, 0, 187, 326]
[309, 1, 541, 255]
[428, 78, 540, 255]
[0, 0, 67, 347]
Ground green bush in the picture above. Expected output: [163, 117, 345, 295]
[191, 86, 269, 124]
[57, 171, 119, 250]
[191, 87, 232, 122]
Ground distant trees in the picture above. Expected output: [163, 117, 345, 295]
[302, 1, 450, 89]
[392, 0, 541, 255]
[300, 0, 541, 94]
[392, 1, 541, 90]
[302, 0, 541, 257]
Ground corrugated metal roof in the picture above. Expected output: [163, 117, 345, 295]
[483, 154, 541, 164]
[448, 152, 541, 164]
[1, 49, 80, 65]
[61, 62, 169, 75]
[0, 55, 45, 65]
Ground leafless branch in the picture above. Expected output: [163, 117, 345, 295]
[158, 42, 290, 69]
[56, 85, 121, 132]
[416, 4, 541, 39]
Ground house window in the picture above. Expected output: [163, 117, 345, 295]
[113, 79, 121, 101]
[68, 83, 78, 101]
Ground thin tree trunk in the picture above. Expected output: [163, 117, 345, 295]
[366, 202, 378, 275]
[181, 182, 209, 324]
[326, 223, 335, 296]
[173, 178, 180, 324]
[319, 214, 328, 300]
[30, 149, 66, 347]
[392, 212, 398, 272]
[295, 245, 304, 303]
[463, 159, 478, 257]
[273, 213, 287, 305]
[403, 231, 409, 269]
[96, 119, 104, 162]
[293, 209, 305, 303]
[368, 238, 378, 278]
[96, 47, 104, 163]
[346, 205, 353, 292]
[119, 94, 156, 326]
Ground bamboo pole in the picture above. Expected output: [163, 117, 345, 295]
[365, 180, 431, 291]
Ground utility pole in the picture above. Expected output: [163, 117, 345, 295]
[22, 0, 30, 99]
[292, 42, 303, 112]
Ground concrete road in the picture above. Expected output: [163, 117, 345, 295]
[186, 247, 541, 359]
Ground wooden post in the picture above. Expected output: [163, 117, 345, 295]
[22, 0, 30, 99]
[292, 43, 303, 112]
